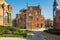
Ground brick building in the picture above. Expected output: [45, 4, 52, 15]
[16, 4, 45, 29]
[0, 0, 12, 26]
[53, 0, 60, 29]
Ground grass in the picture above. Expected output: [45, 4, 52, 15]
[0, 26, 31, 38]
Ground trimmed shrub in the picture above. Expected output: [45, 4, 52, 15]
[3, 30, 12, 34]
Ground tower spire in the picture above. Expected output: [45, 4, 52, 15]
[38, 2, 40, 7]
[55, 0, 57, 2]
[53, 0, 58, 18]
[26, 2, 28, 7]
[53, 0, 58, 6]
[26, 0, 28, 7]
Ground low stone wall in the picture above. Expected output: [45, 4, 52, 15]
[0, 37, 26, 40]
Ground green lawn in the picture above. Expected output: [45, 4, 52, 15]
[0, 26, 31, 38]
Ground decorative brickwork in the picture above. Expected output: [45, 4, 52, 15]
[16, 5, 45, 29]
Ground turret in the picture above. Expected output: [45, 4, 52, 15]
[53, 0, 58, 18]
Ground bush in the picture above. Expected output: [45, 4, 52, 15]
[3, 30, 12, 34]
[0, 26, 31, 37]
[7, 27, 16, 31]
[13, 30, 20, 35]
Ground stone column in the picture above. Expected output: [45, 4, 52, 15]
[8, 13, 12, 26]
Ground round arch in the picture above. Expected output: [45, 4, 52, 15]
[4, 12, 9, 25]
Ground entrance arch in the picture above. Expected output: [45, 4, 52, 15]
[4, 12, 9, 25]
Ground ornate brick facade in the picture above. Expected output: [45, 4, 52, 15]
[16, 5, 45, 29]
[53, 0, 60, 29]
[0, 0, 12, 26]
[54, 10, 60, 29]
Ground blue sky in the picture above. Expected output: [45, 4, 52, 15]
[5, 0, 60, 19]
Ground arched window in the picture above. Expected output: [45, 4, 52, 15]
[54, 11, 56, 18]
[36, 10, 41, 15]
[4, 12, 9, 25]
[36, 16, 38, 20]
[36, 24, 39, 28]
[29, 13, 33, 20]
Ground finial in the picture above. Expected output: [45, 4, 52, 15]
[27, 2, 28, 7]
[26, 0, 28, 7]
[38, 2, 40, 7]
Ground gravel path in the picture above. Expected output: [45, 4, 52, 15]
[26, 31, 60, 40]
[25, 31, 47, 40]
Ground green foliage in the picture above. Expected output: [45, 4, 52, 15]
[0, 26, 31, 37]
[3, 30, 12, 34]
[7, 27, 16, 31]
[13, 29, 20, 35]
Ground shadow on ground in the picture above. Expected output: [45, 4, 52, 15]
[44, 29, 60, 35]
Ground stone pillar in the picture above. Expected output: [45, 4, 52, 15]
[8, 13, 12, 26]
